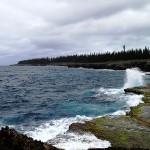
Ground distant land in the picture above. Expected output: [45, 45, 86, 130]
[16, 47, 150, 71]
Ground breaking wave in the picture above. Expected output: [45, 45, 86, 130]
[123, 68, 145, 89]
[24, 68, 145, 150]
[25, 115, 111, 150]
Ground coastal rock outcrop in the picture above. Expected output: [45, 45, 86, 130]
[69, 116, 150, 149]
[51, 60, 150, 71]
[0, 126, 63, 150]
[69, 85, 150, 149]
[124, 85, 150, 126]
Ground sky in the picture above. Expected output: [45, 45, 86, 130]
[0, 0, 150, 65]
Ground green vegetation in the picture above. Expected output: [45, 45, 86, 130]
[18, 47, 150, 65]
[125, 85, 150, 126]
[128, 103, 144, 117]
[69, 116, 150, 148]
[50, 46, 150, 63]
[18, 57, 51, 66]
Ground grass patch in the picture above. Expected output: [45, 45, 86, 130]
[128, 104, 144, 117]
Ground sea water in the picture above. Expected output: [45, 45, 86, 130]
[0, 66, 148, 150]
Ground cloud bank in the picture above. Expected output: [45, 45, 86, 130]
[0, 0, 150, 65]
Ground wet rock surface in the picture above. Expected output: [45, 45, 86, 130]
[69, 85, 150, 149]
[140, 106, 150, 119]
[0, 126, 63, 150]
[69, 116, 150, 149]
[125, 85, 150, 126]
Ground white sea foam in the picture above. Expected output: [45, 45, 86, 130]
[99, 69, 114, 71]
[126, 94, 144, 107]
[93, 88, 123, 98]
[99, 88, 123, 95]
[54, 132, 111, 150]
[97, 68, 145, 95]
[25, 115, 92, 142]
[25, 115, 111, 149]
[123, 68, 145, 89]
[93, 68, 145, 117]
[78, 68, 114, 72]
[25, 68, 145, 150]
[123, 68, 145, 107]
[111, 110, 127, 115]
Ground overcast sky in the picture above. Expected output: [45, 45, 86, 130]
[0, 0, 150, 65]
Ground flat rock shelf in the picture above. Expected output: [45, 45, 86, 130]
[69, 85, 150, 149]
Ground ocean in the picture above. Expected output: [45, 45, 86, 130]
[0, 66, 148, 150]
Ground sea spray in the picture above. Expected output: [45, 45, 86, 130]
[53, 132, 111, 150]
[25, 115, 92, 142]
[122, 68, 145, 111]
[94, 68, 145, 114]
[25, 115, 111, 150]
[95, 68, 145, 96]
[123, 68, 145, 89]
[11, 68, 146, 150]
[126, 95, 144, 107]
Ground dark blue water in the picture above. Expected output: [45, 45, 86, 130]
[0, 66, 149, 148]
[0, 66, 125, 126]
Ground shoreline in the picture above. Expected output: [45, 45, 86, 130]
[13, 59, 150, 72]
[50, 60, 150, 71]
[0, 85, 149, 149]
[69, 85, 150, 149]
[0, 68, 149, 149]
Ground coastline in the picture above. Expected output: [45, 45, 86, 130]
[0, 126, 63, 150]
[0, 66, 150, 150]
[50, 60, 150, 71]
[13, 59, 150, 72]
[68, 85, 150, 149]
[0, 85, 149, 149]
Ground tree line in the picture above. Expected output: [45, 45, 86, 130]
[18, 47, 150, 65]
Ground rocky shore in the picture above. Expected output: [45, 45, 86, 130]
[0, 85, 149, 150]
[69, 85, 150, 149]
[0, 126, 63, 150]
[51, 60, 150, 71]
[0, 126, 148, 150]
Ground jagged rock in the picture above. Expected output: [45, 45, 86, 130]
[0, 126, 63, 150]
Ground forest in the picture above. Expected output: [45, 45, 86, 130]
[18, 47, 150, 65]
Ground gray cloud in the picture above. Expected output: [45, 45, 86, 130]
[0, 0, 150, 65]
